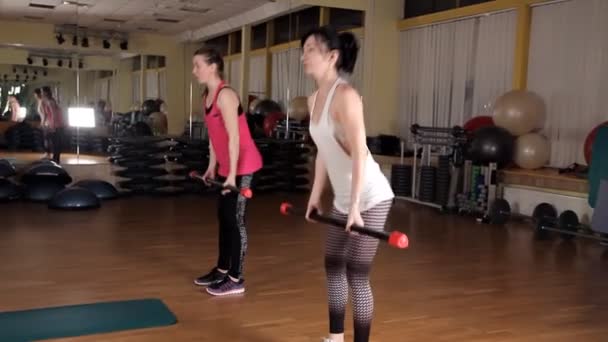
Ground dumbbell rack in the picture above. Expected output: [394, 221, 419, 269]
[458, 161, 500, 219]
[394, 124, 467, 211]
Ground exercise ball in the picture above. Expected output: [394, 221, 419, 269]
[263, 112, 286, 137]
[148, 112, 168, 135]
[141, 99, 160, 116]
[513, 133, 550, 170]
[584, 120, 608, 164]
[288, 96, 309, 121]
[48, 187, 101, 210]
[463, 116, 494, 133]
[252, 99, 282, 117]
[492, 90, 546, 136]
[466, 126, 515, 167]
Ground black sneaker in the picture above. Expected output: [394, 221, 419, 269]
[206, 277, 245, 296]
[194, 268, 227, 286]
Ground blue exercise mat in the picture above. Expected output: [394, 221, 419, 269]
[0, 298, 177, 342]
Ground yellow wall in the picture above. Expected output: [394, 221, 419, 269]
[361, 0, 403, 136]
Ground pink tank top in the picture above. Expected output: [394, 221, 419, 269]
[203, 81, 263, 177]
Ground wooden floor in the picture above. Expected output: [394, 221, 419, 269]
[1, 193, 608, 342]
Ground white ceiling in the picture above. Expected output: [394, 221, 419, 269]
[0, 0, 274, 35]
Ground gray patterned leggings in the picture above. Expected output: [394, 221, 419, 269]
[324, 199, 393, 342]
[216, 174, 252, 280]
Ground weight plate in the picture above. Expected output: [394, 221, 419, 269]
[489, 198, 510, 225]
[532, 203, 558, 223]
[559, 210, 579, 240]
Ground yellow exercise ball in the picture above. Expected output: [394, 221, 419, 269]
[513, 133, 550, 169]
[492, 90, 546, 136]
[288, 96, 309, 121]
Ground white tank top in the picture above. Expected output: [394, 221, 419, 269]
[309, 77, 394, 214]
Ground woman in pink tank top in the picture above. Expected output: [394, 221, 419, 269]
[191, 46, 262, 297]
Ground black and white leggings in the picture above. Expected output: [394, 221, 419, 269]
[216, 174, 252, 280]
[325, 199, 393, 342]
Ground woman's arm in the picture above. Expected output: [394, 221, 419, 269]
[335, 85, 367, 210]
[207, 140, 217, 170]
[308, 93, 327, 202]
[217, 88, 240, 179]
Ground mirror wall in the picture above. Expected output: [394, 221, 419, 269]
[0, 2, 169, 157]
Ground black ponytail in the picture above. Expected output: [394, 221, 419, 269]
[337, 31, 358, 74]
[301, 25, 359, 75]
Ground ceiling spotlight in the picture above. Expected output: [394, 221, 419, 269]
[82, 37, 89, 47]
[56, 33, 65, 44]
[103, 39, 110, 49]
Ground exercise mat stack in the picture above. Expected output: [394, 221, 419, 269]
[66, 130, 109, 155]
[4, 122, 44, 152]
[165, 137, 211, 195]
[273, 139, 312, 193]
[109, 136, 172, 195]
[250, 136, 314, 194]
[251, 138, 281, 193]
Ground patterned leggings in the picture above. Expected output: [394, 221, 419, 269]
[216, 174, 253, 280]
[324, 199, 393, 342]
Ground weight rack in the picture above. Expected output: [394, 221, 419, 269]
[394, 124, 468, 211]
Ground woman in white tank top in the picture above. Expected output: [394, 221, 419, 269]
[301, 25, 394, 342]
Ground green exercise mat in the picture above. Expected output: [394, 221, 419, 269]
[588, 126, 608, 208]
[0, 298, 177, 342]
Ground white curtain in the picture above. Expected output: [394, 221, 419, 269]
[527, 0, 608, 166]
[399, 10, 517, 140]
[271, 47, 316, 110]
[96, 78, 111, 102]
[132, 72, 140, 106]
[249, 54, 267, 98]
[145, 70, 158, 99]
[158, 69, 166, 102]
[229, 59, 241, 90]
[473, 11, 517, 116]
